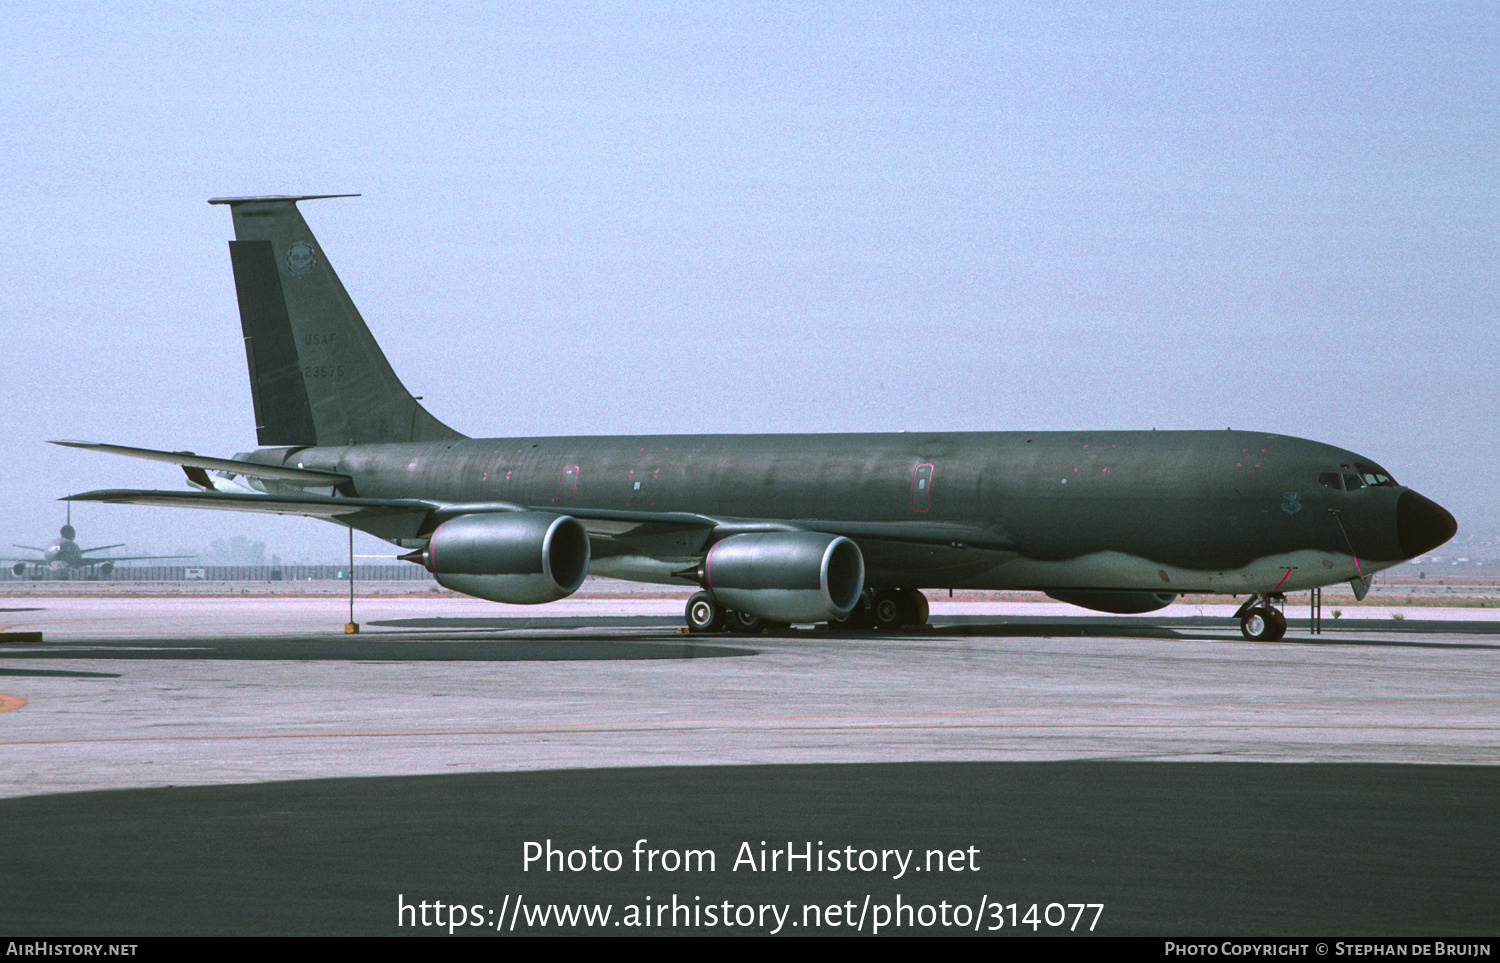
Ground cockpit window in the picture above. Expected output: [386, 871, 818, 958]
[1322, 466, 1400, 491]
[1321, 465, 1399, 492]
[1355, 463, 1397, 487]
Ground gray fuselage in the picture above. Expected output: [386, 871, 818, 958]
[264, 428, 1443, 596]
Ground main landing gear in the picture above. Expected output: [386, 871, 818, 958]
[684, 591, 785, 634]
[869, 588, 930, 631]
[683, 589, 931, 634]
[1235, 593, 1288, 642]
[685, 592, 728, 633]
[826, 589, 930, 632]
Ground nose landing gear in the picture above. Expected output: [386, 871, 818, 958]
[1235, 593, 1288, 642]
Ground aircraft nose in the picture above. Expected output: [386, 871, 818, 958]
[1397, 490, 1457, 559]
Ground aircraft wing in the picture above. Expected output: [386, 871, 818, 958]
[82, 554, 197, 563]
[65, 489, 727, 544]
[567, 513, 1015, 551]
[66, 489, 444, 541]
[776, 519, 1015, 552]
[66, 489, 1016, 555]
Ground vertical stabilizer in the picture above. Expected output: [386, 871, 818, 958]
[209, 195, 465, 446]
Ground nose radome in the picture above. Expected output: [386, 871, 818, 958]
[1397, 490, 1458, 559]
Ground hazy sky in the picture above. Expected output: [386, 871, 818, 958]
[2, 2, 1496, 561]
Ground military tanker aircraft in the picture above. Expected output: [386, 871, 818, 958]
[58, 196, 1456, 640]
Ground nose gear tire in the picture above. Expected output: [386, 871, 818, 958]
[1240, 606, 1287, 642]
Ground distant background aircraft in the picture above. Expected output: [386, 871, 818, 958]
[5, 506, 191, 579]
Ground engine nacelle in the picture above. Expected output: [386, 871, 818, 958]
[705, 532, 865, 623]
[11, 562, 26, 577]
[410, 512, 590, 604]
[1045, 590, 1177, 614]
[98, 562, 114, 577]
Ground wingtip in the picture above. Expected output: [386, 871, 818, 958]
[61, 490, 118, 502]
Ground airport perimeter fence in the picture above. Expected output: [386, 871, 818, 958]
[2, 564, 435, 583]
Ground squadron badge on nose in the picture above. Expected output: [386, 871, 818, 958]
[1281, 491, 1302, 515]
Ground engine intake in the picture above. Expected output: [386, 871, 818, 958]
[705, 531, 864, 623]
[406, 512, 590, 604]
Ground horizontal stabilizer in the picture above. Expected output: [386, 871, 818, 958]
[51, 441, 351, 485]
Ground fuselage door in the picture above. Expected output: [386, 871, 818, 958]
[911, 463, 934, 513]
[557, 465, 580, 508]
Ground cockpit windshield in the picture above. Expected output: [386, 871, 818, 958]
[1318, 464, 1398, 492]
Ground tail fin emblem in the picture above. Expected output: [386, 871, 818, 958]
[287, 241, 315, 275]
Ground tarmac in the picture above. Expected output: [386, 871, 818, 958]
[0, 593, 1496, 936]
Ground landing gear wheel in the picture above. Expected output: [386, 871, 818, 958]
[1240, 606, 1287, 642]
[902, 589, 929, 626]
[727, 609, 764, 634]
[685, 592, 726, 633]
[871, 589, 914, 631]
